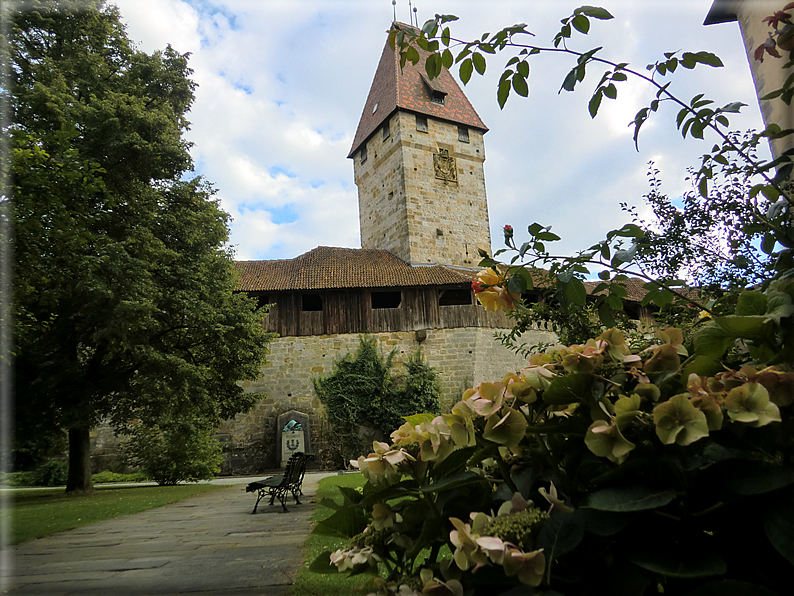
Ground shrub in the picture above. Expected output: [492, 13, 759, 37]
[122, 419, 222, 485]
[92, 470, 151, 484]
[314, 337, 441, 469]
[33, 458, 69, 486]
[312, 327, 793, 595]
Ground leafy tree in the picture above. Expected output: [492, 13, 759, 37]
[314, 337, 440, 468]
[8, 0, 271, 492]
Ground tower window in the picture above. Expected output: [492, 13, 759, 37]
[416, 115, 428, 133]
[382, 122, 390, 140]
[371, 291, 401, 309]
[458, 126, 469, 143]
[360, 144, 368, 164]
[431, 91, 445, 105]
[302, 294, 323, 312]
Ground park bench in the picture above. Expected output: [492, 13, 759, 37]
[245, 452, 313, 513]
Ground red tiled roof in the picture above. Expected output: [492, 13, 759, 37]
[234, 246, 656, 303]
[235, 246, 477, 292]
[348, 23, 488, 158]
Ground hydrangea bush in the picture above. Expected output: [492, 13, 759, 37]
[312, 313, 793, 595]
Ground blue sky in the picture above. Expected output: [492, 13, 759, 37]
[112, 0, 771, 262]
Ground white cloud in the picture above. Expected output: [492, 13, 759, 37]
[111, 0, 771, 263]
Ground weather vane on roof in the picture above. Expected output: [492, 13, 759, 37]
[392, 0, 397, 22]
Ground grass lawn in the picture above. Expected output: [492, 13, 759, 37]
[4, 484, 227, 545]
[291, 472, 378, 596]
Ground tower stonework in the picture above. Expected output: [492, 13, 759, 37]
[348, 26, 491, 267]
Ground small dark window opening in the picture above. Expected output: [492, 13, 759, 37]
[416, 115, 428, 133]
[439, 289, 472, 306]
[382, 122, 390, 140]
[458, 126, 469, 143]
[625, 303, 641, 320]
[360, 145, 368, 164]
[520, 291, 543, 306]
[254, 294, 270, 309]
[302, 294, 323, 311]
[431, 91, 445, 105]
[372, 291, 402, 309]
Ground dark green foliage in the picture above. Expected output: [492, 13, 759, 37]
[9, 0, 272, 491]
[121, 418, 222, 485]
[33, 458, 69, 487]
[314, 337, 440, 468]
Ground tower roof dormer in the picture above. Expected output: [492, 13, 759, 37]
[347, 22, 488, 159]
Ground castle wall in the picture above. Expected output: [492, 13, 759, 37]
[216, 326, 556, 474]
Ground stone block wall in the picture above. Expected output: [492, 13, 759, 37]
[355, 111, 491, 267]
[217, 325, 556, 474]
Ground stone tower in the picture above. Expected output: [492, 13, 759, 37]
[348, 24, 492, 267]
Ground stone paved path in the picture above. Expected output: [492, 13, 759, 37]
[2, 473, 337, 595]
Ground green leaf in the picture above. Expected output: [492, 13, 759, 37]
[441, 27, 451, 46]
[425, 53, 438, 79]
[713, 315, 769, 340]
[460, 58, 473, 84]
[536, 510, 585, 561]
[420, 470, 484, 494]
[628, 551, 727, 578]
[571, 14, 590, 34]
[598, 302, 616, 328]
[312, 506, 368, 538]
[512, 74, 529, 97]
[544, 372, 594, 405]
[604, 83, 617, 99]
[735, 291, 768, 316]
[308, 550, 339, 573]
[588, 90, 603, 118]
[429, 446, 477, 481]
[472, 52, 486, 75]
[694, 51, 723, 67]
[561, 67, 578, 92]
[565, 278, 587, 307]
[681, 355, 722, 379]
[698, 176, 708, 198]
[497, 78, 511, 109]
[730, 467, 794, 496]
[507, 272, 527, 294]
[581, 509, 630, 536]
[584, 486, 676, 512]
[693, 324, 735, 359]
[765, 494, 794, 565]
[517, 61, 529, 78]
[336, 485, 364, 504]
[441, 49, 454, 69]
[579, 6, 613, 20]
[403, 412, 437, 426]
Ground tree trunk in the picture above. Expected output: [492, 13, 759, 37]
[66, 427, 93, 492]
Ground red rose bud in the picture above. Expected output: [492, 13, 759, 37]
[472, 281, 485, 294]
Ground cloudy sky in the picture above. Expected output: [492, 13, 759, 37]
[111, 0, 770, 263]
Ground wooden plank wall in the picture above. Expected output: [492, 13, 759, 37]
[261, 287, 512, 336]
